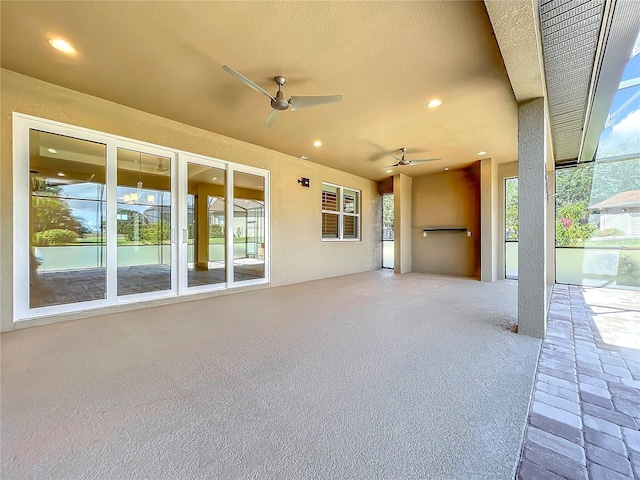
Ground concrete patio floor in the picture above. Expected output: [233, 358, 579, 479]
[2, 270, 541, 479]
[517, 285, 640, 480]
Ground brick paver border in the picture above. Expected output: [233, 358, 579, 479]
[517, 284, 640, 480]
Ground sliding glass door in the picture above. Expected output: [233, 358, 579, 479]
[116, 145, 176, 298]
[27, 130, 108, 309]
[181, 156, 228, 291]
[232, 170, 266, 283]
[14, 114, 269, 323]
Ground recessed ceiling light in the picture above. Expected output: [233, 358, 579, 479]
[477, 151, 487, 156]
[57, 172, 65, 177]
[444, 167, 449, 171]
[427, 99, 442, 108]
[48, 38, 76, 55]
[313, 141, 322, 147]
[299, 155, 309, 160]
[386, 169, 392, 173]
[211, 176, 218, 181]
[47, 148, 57, 154]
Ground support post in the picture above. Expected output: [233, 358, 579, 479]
[394, 174, 412, 274]
[518, 98, 548, 338]
[481, 158, 498, 282]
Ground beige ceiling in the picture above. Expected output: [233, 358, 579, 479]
[1, 1, 526, 181]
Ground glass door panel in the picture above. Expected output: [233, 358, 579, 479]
[116, 148, 172, 296]
[505, 177, 519, 279]
[233, 171, 265, 282]
[186, 163, 226, 288]
[382, 194, 394, 268]
[29, 130, 107, 308]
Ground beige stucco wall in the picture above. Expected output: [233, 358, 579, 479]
[411, 166, 481, 278]
[0, 69, 382, 331]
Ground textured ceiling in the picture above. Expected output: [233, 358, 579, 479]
[484, 0, 545, 102]
[0, 1, 523, 181]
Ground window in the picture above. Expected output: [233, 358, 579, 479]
[322, 183, 360, 240]
[554, 33, 640, 289]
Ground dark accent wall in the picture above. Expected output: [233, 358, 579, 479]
[411, 164, 481, 278]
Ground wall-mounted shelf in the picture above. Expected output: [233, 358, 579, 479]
[422, 227, 467, 233]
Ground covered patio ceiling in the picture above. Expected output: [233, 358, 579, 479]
[2, 2, 636, 176]
[1, 1, 524, 181]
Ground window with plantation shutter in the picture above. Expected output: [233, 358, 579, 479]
[321, 182, 360, 241]
[322, 189, 338, 211]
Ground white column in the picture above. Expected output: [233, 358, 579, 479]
[518, 98, 547, 338]
[394, 173, 412, 274]
[481, 158, 498, 282]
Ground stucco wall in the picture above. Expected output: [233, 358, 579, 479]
[0, 69, 382, 331]
[411, 166, 481, 278]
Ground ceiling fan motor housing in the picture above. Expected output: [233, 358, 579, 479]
[271, 90, 290, 111]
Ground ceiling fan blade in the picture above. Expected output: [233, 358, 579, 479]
[408, 158, 441, 165]
[222, 65, 276, 101]
[385, 152, 402, 162]
[264, 109, 279, 128]
[289, 95, 343, 111]
[384, 163, 400, 168]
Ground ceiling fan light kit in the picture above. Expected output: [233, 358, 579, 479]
[222, 65, 343, 128]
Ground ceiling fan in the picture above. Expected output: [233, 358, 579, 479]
[385, 147, 441, 167]
[154, 158, 169, 173]
[222, 65, 343, 128]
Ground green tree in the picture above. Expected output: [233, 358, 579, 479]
[141, 221, 170, 244]
[382, 194, 394, 240]
[556, 202, 596, 247]
[590, 158, 640, 204]
[31, 195, 82, 233]
[555, 158, 640, 208]
[554, 158, 640, 246]
[505, 178, 518, 241]
[209, 224, 224, 238]
[555, 164, 594, 208]
[33, 229, 79, 246]
[117, 209, 145, 241]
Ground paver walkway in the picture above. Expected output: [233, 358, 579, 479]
[517, 284, 640, 480]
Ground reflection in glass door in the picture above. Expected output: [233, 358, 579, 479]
[28, 130, 107, 308]
[186, 162, 227, 288]
[116, 148, 173, 296]
[233, 171, 265, 282]
[15, 114, 270, 322]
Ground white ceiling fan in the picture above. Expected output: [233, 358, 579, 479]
[385, 147, 440, 167]
[154, 158, 170, 173]
[222, 65, 343, 128]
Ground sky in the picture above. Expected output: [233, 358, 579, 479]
[596, 32, 640, 159]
